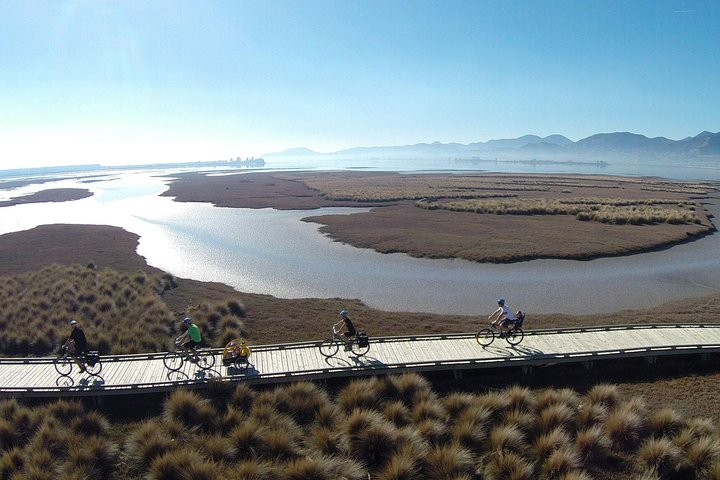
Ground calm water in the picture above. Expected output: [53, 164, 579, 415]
[1, 163, 719, 316]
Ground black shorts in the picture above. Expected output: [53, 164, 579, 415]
[183, 340, 200, 349]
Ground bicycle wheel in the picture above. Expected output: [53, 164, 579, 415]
[350, 340, 370, 356]
[163, 351, 184, 371]
[196, 350, 216, 370]
[54, 355, 72, 376]
[319, 339, 339, 357]
[505, 327, 524, 346]
[476, 328, 495, 347]
[85, 358, 102, 376]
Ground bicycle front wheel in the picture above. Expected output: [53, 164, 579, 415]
[196, 350, 216, 370]
[350, 340, 370, 357]
[319, 339, 339, 357]
[163, 351, 184, 371]
[54, 355, 72, 376]
[476, 329, 495, 347]
[505, 327, 524, 346]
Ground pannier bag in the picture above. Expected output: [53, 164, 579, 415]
[515, 311, 525, 327]
[85, 351, 100, 366]
[357, 331, 369, 347]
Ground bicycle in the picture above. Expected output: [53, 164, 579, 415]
[163, 341, 216, 372]
[54, 346, 102, 376]
[476, 318, 525, 347]
[319, 325, 370, 357]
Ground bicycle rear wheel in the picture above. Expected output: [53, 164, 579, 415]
[85, 358, 102, 376]
[505, 327, 524, 346]
[319, 339, 339, 357]
[350, 340, 370, 357]
[163, 351, 184, 371]
[196, 350, 216, 370]
[476, 329, 495, 347]
[54, 355, 72, 376]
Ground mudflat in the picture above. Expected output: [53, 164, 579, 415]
[0, 188, 92, 207]
[163, 171, 716, 262]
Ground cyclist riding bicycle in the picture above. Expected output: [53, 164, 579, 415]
[63, 320, 88, 373]
[176, 317, 202, 360]
[488, 298, 521, 337]
[335, 310, 357, 351]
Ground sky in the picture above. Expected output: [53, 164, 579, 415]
[0, 0, 718, 169]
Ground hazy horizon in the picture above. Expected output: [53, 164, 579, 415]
[1, 0, 718, 169]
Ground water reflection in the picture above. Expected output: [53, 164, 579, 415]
[0, 170, 719, 316]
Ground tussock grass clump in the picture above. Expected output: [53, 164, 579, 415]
[540, 447, 583, 479]
[604, 407, 647, 452]
[146, 449, 221, 480]
[385, 373, 434, 407]
[422, 444, 475, 479]
[534, 427, 572, 462]
[442, 392, 476, 421]
[163, 389, 218, 432]
[489, 424, 528, 455]
[482, 450, 534, 480]
[685, 435, 720, 477]
[337, 377, 384, 412]
[587, 383, 620, 409]
[649, 408, 685, 438]
[636, 437, 684, 479]
[537, 403, 576, 435]
[125, 420, 176, 468]
[574, 426, 612, 465]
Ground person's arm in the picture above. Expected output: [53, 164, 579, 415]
[333, 319, 345, 331]
[176, 331, 188, 343]
[488, 307, 502, 324]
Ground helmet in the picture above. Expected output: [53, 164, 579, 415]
[497, 298, 505, 306]
[339, 310, 349, 316]
[69, 320, 77, 326]
[183, 317, 192, 325]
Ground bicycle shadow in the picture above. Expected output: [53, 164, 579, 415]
[225, 364, 258, 376]
[479, 344, 544, 357]
[77, 375, 106, 388]
[166, 370, 190, 381]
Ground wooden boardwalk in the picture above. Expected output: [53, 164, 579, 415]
[0, 324, 719, 398]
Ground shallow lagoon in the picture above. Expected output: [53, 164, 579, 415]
[1, 166, 719, 316]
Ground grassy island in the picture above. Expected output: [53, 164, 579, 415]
[162, 171, 717, 263]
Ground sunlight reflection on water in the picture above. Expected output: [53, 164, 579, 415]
[1, 169, 719, 316]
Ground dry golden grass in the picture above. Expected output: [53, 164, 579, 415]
[0, 264, 247, 355]
[0, 377, 719, 480]
[419, 197, 701, 225]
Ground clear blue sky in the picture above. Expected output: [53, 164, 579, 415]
[1, 0, 718, 168]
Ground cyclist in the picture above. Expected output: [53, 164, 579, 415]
[176, 317, 202, 361]
[488, 298, 518, 337]
[335, 310, 357, 351]
[63, 320, 88, 373]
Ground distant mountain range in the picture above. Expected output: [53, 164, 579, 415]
[265, 131, 720, 162]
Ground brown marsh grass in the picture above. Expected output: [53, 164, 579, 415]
[1, 377, 720, 479]
[0, 263, 247, 356]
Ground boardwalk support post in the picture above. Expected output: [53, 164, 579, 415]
[700, 353, 711, 361]
[583, 360, 594, 370]
[645, 356, 657, 365]
[522, 365, 533, 375]
[452, 368, 463, 380]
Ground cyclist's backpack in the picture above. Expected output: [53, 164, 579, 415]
[85, 351, 100, 366]
[357, 331, 369, 347]
[516, 311, 525, 327]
